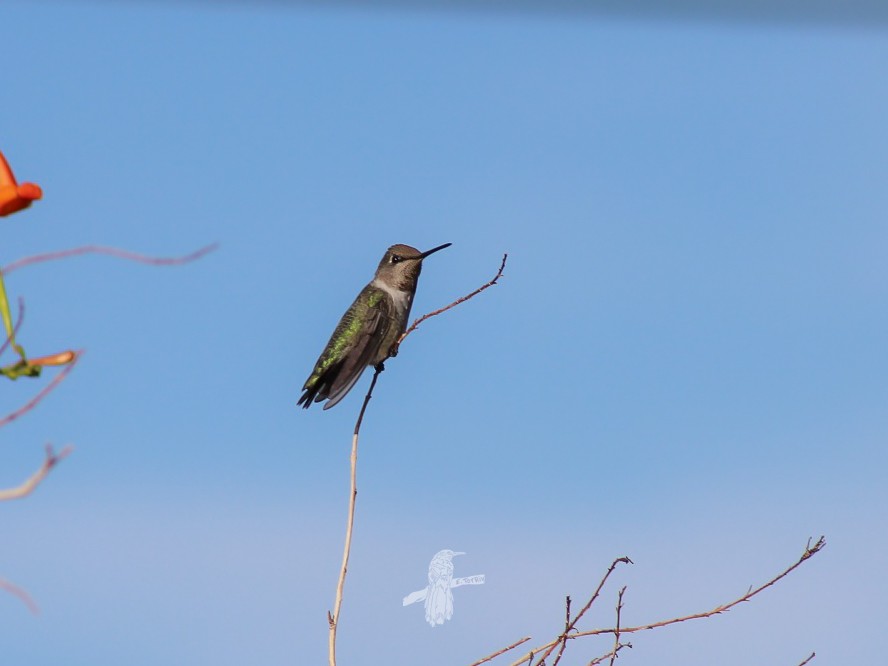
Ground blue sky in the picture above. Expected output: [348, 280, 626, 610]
[2, 3, 886, 664]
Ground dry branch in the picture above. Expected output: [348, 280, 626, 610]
[0, 577, 40, 614]
[469, 637, 533, 666]
[529, 556, 632, 666]
[327, 366, 382, 666]
[607, 587, 627, 666]
[0, 443, 72, 502]
[0, 350, 82, 427]
[396, 253, 507, 349]
[2, 243, 218, 275]
[502, 538, 825, 666]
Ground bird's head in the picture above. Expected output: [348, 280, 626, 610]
[375, 242, 451, 290]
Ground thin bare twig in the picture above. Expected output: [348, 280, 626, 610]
[551, 596, 572, 665]
[468, 637, 533, 666]
[397, 253, 507, 348]
[0, 577, 40, 614]
[0, 350, 83, 428]
[0, 443, 73, 501]
[608, 587, 627, 666]
[2, 243, 219, 275]
[532, 557, 632, 666]
[570, 558, 632, 634]
[586, 642, 632, 666]
[328, 365, 382, 666]
[797, 652, 816, 666]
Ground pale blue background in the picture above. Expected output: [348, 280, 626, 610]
[2, 3, 886, 665]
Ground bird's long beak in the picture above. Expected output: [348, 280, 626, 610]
[420, 242, 452, 259]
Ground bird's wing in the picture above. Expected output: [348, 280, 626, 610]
[322, 289, 394, 410]
[298, 286, 394, 410]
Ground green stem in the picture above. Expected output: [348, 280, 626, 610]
[0, 268, 27, 362]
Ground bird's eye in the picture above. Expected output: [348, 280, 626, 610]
[391, 254, 402, 263]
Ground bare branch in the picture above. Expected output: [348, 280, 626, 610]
[797, 652, 816, 666]
[0, 350, 83, 428]
[2, 243, 219, 275]
[0, 443, 73, 502]
[607, 587, 627, 666]
[501, 539, 825, 666]
[468, 637, 533, 666]
[0, 577, 39, 614]
[328, 365, 383, 666]
[528, 557, 632, 666]
[586, 642, 632, 666]
[551, 596, 572, 666]
[573, 537, 827, 639]
[396, 252, 507, 348]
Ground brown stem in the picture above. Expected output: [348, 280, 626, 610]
[0, 577, 40, 614]
[396, 253, 507, 349]
[2, 243, 218, 275]
[506, 538, 825, 666]
[0, 443, 73, 501]
[328, 366, 383, 666]
[607, 587, 627, 666]
[0, 350, 83, 428]
[468, 637, 533, 666]
[537, 557, 632, 666]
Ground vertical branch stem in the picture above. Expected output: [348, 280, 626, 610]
[328, 366, 382, 666]
[607, 587, 627, 666]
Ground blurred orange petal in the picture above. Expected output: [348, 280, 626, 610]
[0, 150, 42, 217]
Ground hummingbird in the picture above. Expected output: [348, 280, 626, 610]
[298, 242, 452, 410]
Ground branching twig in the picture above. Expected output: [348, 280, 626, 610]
[0, 577, 40, 614]
[0, 443, 73, 501]
[533, 557, 632, 666]
[577, 537, 827, 639]
[396, 253, 507, 349]
[607, 587, 627, 666]
[2, 243, 219, 275]
[505, 538, 825, 666]
[551, 596, 571, 665]
[0, 350, 83, 428]
[586, 642, 632, 666]
[328, 253, 508, 666]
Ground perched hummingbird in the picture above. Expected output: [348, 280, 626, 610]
[298, 242, 452, 410]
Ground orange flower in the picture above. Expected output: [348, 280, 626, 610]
[0, 150, 42, 217]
